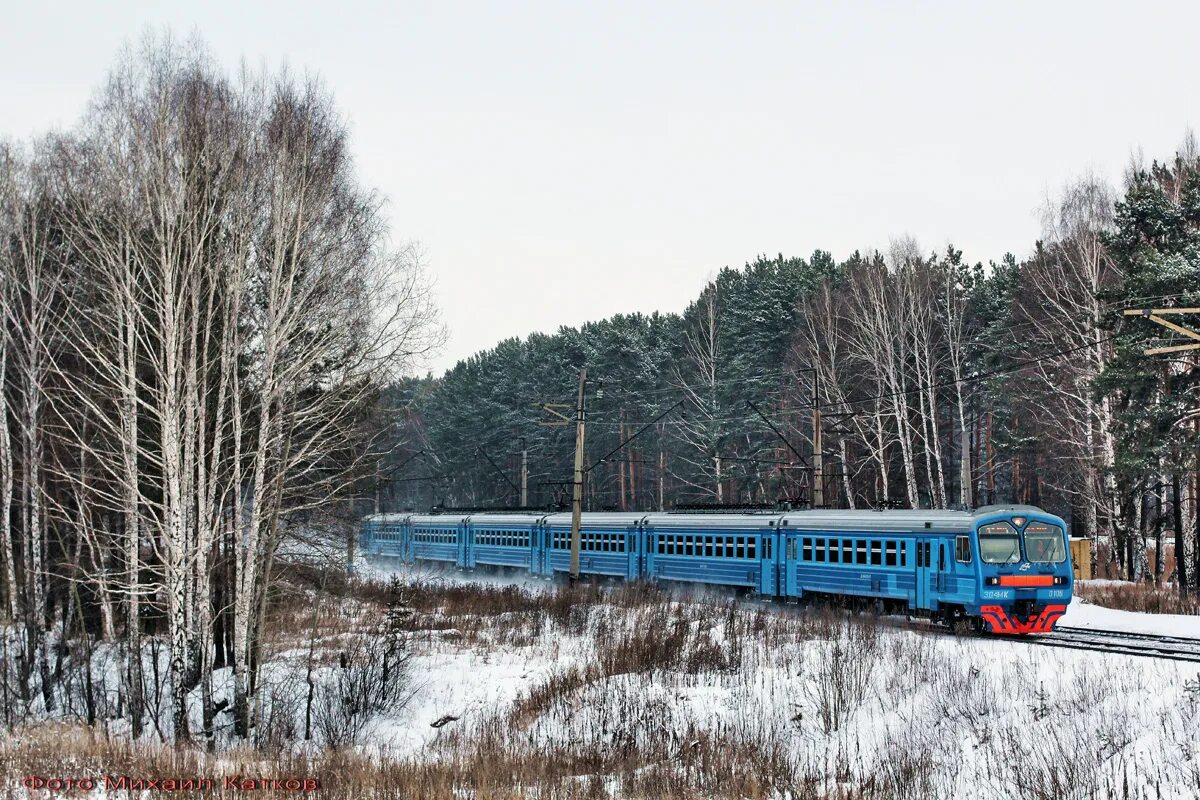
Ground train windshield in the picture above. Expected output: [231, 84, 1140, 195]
[978, 523, 1021, 564]
[1023, 522, 1066, 563]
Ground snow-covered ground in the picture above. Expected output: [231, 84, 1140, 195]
[1061, 596, 1200, 637]
[6, 562, 1198, 798]
[351, 566, 1200, 798]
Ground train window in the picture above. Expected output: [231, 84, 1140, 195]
[840, 540, 850, 563]
[1023, 523, 1066, 563]
[956, 535, 971, 563]
[830, 539, 840, 564]
[802, 538, 812, 561]
[815, 538, 826, 563]
[748, 538, 758, 559]
[870, 541, 882, 565]
[979, 522, 1021, 564]
[702, 538, 711, 558]
[885, 542, 897, 567]
[854, 540, 865, 564]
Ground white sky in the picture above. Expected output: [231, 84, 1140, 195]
[3, 1, 1197, 373]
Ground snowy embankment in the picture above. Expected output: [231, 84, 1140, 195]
[1061, 596, 1200, 638]
[358, 564, 1200, 799]
[6, 563, 1197, 798]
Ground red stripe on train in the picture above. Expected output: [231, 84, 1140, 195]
[980, 604, 1067, 635]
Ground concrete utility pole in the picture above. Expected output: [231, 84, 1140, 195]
[569, 368, 588, 582]
[812, 371, 824, 509]
[520, 438, 528, 507]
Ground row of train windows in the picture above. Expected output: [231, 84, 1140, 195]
[790, 537, 906, 568]
[373, 527, 404, 542]
[654, 535, 772, 560]
[413, 528, 456, 544]
[550, 531, 628, 552]
[477, 529, 532, 548]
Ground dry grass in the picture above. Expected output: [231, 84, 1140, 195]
[1074, 580, 1200, 616]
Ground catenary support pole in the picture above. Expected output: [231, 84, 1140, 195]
[569, 369, 588, 582]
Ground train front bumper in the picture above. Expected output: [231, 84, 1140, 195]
[979, 604, 1067, 634]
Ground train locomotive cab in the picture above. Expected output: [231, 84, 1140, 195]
[970, 507, 1073, 634]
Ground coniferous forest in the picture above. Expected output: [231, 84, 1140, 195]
[383, 146, 1200, 592]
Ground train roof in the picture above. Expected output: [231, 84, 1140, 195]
[643, 512, 783, 530]
[407, 513, 473, 525]
[541, 512, 648, 527]
[780, 509, 975, 533]
[468, 512, 545, 525]
[361, 513, 414, 523]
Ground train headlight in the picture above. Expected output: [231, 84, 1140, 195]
[985, 577, 999, 586]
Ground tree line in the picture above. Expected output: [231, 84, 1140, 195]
[388, 140, 1200, 595]
[0, 37, 439, 743]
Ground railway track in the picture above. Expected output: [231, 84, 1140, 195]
[1025, 625, 1200, 664]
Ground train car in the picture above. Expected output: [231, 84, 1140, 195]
[467, 512, 543, 571]
[778, 505, 1072, 634]
[536, 512, 645, 579]
[360, 513, 412, 560]
[642, 512, 781, 595]
[409, 513, 471, 567]
[358, 502, 1072, 635]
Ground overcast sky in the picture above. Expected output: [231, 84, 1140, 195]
[4, 1, 1197, 373]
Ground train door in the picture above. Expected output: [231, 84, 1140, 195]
[759, 529, 779, 595]
[782, 532, 798, 598]
[934, 539, 947, 596]
[626, 525, 639, 580]
[914, 537, 931, 611]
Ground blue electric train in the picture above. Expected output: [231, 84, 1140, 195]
[359, 505, 1073, 635]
